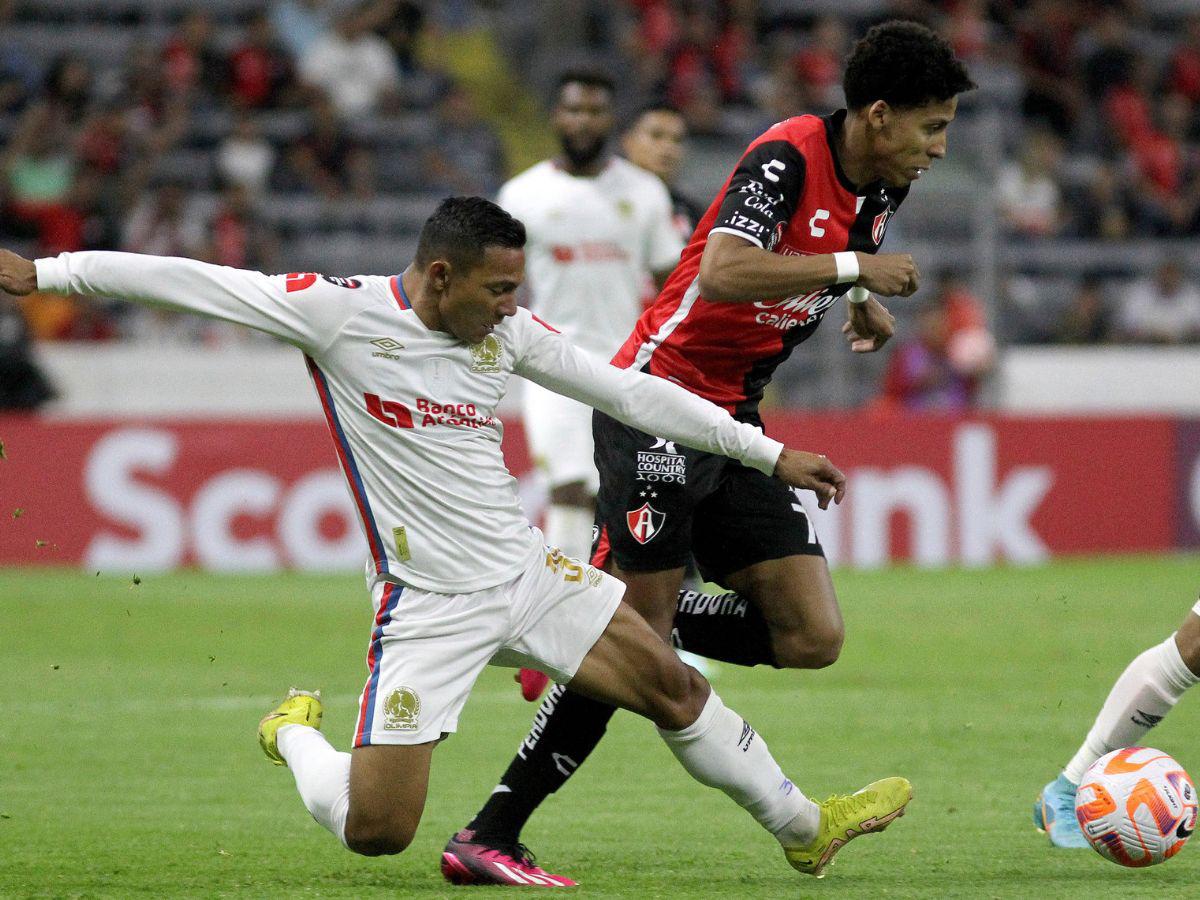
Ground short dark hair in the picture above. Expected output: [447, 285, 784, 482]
[555, 69, 616, 102]
[415, 197, 526, 273]
[843, 20, 975, 110]
[627, 100, 685, 128]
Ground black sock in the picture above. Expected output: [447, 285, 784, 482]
[465, 684, 617, 845]
[670, 588, 777, 667]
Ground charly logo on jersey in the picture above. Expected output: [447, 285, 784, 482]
[872, 206, 894, 245]
[370, 337, 405, 360]
[636, 437, 686, 484]
[382, 686, 420, 731]
[469, 334, 503, 373]
[627, 490, 665, 544]
[808, 208, 830, 238]
[616, 198, 635, 219]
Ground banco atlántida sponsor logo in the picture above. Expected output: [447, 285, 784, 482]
[364, 392, 497, 430]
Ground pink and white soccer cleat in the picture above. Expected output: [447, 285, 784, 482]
[516, 667, 551, 702]
[441, 829, 576, 887]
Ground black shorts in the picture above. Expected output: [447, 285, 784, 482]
[591, 410, 824, 584]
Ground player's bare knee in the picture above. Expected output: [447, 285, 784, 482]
[772, 624, 844, 670]
[343, 816, 415, 857]
[643, 654, 707, 730]
[643, 657, 705, 734]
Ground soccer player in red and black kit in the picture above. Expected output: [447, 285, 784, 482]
[444, 21, 975, 885]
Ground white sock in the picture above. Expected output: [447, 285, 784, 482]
[544, 503, 594, 561]
[277, 724, 352, 847]
[1063, 633, 1200, 784]
[657, 690, 820, 844]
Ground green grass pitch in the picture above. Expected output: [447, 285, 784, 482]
[3, 555, 1200, 898]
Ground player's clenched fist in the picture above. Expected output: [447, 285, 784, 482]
[0, 249, 37, 296]
[855, 252, 919, 297]
[773, 449, 846, 510]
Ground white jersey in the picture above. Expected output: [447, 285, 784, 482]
[36, 251, 783, 594]
[498, 157, 682, 358]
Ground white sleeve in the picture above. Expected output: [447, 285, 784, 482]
[511, 311, 783, 474]
[644, 179, 685, 274]
[35, 251, 366, 353]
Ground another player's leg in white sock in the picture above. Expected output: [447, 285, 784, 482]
[543, 502, 595, 561]
[278, 724, 352, 846]
[657, 689, 820, 845]
[1063, 631, 1200, 784]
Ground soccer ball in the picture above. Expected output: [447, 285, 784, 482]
[1075, 747, 1197, 867]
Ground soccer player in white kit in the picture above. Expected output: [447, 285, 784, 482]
[0, 198, 910, 884]
[499, 72, 684, 561]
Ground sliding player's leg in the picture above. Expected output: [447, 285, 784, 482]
[258, 688, 435, 855]
[451, 556, 910, 883]
[1035, 601, 1200, 848]
[262, 578, 575, 884]
[565, 599, 912, 877]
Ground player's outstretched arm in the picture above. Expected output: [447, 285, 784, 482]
[10, 248, 352, 352]
[513, 315, 845, 507]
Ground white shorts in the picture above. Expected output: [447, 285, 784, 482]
[352, 536, 624, 747]
[522, 381, 600, 492]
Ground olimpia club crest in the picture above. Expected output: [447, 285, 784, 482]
[469, 334, 503, 373]
[382, 686, 421, 731]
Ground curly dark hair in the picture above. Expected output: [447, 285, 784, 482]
[843, 20, 975, 110]
[416, 197, 526, 272]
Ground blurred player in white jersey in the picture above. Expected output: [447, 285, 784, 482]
[0, 197, 910, 885]
[1035, 593, 1200, 848]
[499, 72, 683, 561]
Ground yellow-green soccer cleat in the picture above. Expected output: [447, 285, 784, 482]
[257, 688, 323, 766]
[784, 777, 913, 877]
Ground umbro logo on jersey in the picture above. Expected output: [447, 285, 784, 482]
[371, 337, 405, 360]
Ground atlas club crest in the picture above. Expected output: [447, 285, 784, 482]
[872, 207, 894, 245]
[626, 502, 665, 544]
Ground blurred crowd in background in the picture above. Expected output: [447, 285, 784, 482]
[3, 0, 1200, 413]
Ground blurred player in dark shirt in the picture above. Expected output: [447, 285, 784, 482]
[623, 102, 706, 242]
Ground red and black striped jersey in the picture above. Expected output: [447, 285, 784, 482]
[611, 110, 909, 420]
